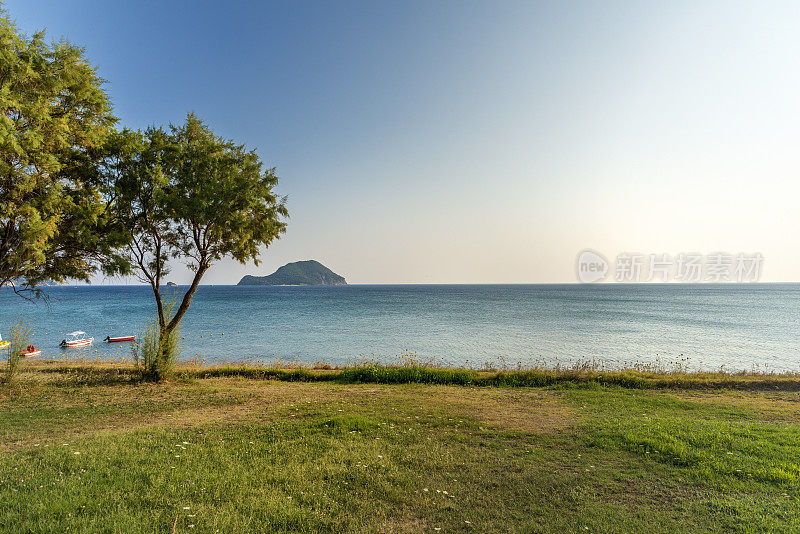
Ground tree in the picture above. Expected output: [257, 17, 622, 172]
[0, 10, 125, 296]
[109, 114, 288, 379]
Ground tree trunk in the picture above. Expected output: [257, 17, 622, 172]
[150, 284, 165, 330]
[166, 263, 209, 333]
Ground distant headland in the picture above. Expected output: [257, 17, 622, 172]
[238, 260, 347, 286]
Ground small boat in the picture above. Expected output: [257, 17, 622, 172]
[60, 331, 93, 348]
[0, 334, 9, 350]
[21, 345, 41, 358]
[104, 335, 135, 343]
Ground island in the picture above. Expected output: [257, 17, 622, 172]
[166, 281, 178, 287]
[238, 260, 346, 286]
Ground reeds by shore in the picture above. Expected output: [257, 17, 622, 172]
[19, 355, 800, 391]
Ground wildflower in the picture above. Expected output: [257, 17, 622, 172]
[73, 452, 81, 455]
[183, 506, 190, 510]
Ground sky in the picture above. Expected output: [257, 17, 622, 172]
[6, 0, 800, 283]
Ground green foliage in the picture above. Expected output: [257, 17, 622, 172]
[166, 114, 289, 268]
[337, 365, 476, 385]
[185, 363, 800, 391]
[2, 321, 31, 388]
[98, 114, 288, 358]
[0, 10, 125, 295]
[133, 300, 181, 381]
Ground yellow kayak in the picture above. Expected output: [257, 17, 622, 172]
[0, 341, 9, 350]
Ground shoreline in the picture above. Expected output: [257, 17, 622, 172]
[18, 359, 800, 391]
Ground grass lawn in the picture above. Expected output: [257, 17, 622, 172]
[1, 365, 799, 532]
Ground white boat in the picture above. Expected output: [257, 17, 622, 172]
[0, 333, 9, 350]
[60, 331, 93, 348]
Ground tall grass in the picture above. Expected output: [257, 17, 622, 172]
[133, 300, 181, 381]
[181, 362, 800, 391]
[2, 321, 31, 389]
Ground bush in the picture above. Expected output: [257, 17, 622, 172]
[133, 301, 181, 381]
[3, 322, 32, 388]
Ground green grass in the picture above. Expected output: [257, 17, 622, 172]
[28, 360, 800, 390]
[1, 367, 799, 532]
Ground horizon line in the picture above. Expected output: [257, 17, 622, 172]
[11, 281, 800, 287]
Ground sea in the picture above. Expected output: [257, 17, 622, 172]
[1, 284, 798, 371]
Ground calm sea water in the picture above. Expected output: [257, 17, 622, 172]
[1, 284, 798, 371]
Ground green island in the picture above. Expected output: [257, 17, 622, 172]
[2, 361, 799, 532]
[238, 260, 347, 286]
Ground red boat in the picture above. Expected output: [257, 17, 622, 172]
[21, 345, 41, 357]
[104, 335, 136, 343]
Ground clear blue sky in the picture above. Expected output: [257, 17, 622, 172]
[6, 1, 800, 283]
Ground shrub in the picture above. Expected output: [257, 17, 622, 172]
[133, 301, 181, 381]
[3, 322, 32, 388]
